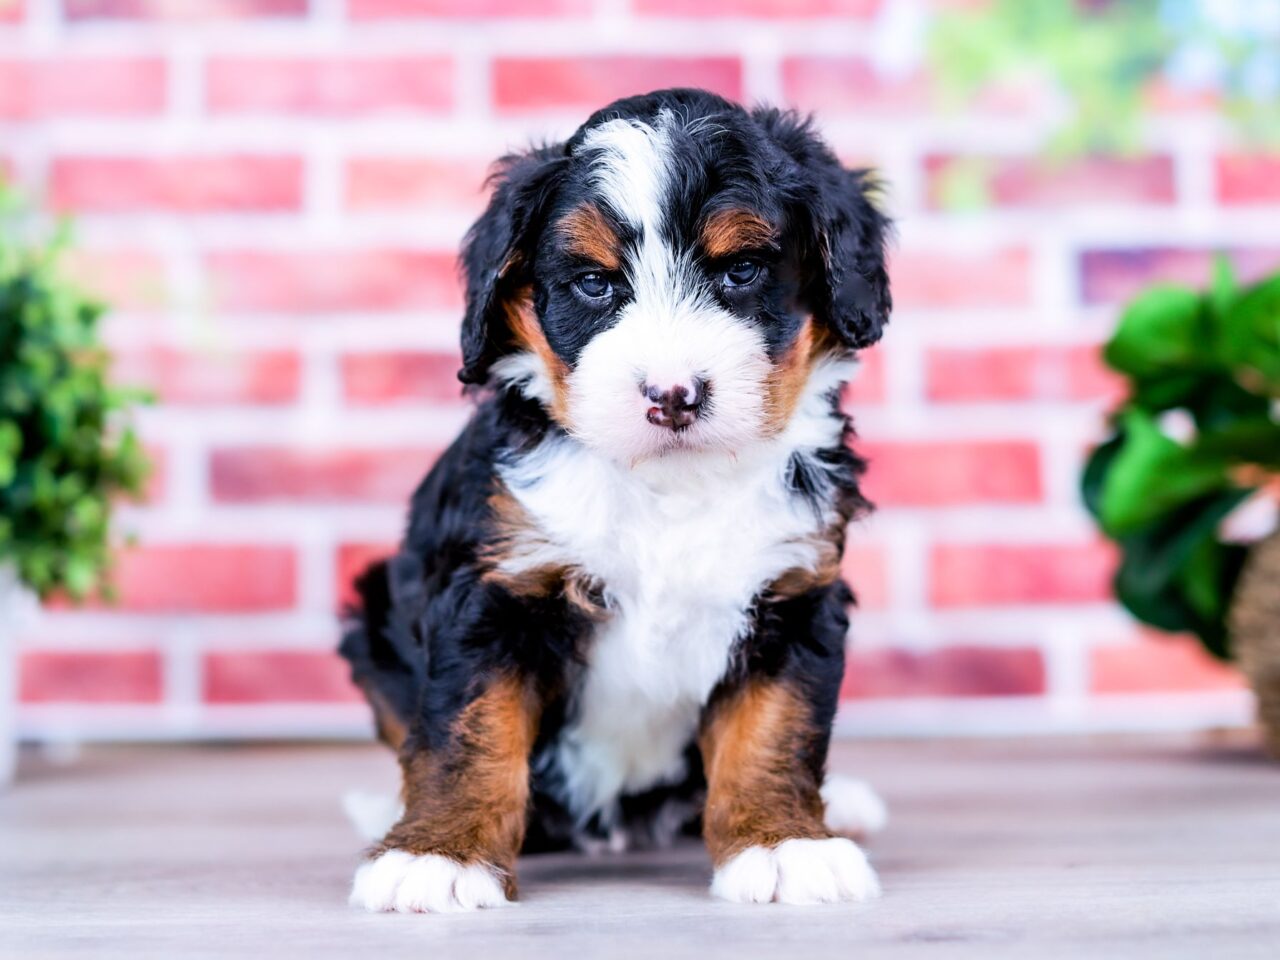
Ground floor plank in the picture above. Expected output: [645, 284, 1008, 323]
[2, 735, 1278, 959]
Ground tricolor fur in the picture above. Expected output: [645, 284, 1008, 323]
[339, 88, 892, 911]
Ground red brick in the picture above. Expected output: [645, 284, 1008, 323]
[116, 545, 296, 612]
[204, 250, 460, 313]
[842, 543, 887, 610]
[341, 351, 464, 405]
[1091, 635, 1243, 694]
[925, 344, 1123, 404]
[210, 447, 437, 503]
[925, 154, 1176, 208]
[206, 57, 453, 115]
[336, 542, 395, 610]
[1215, 154, 1280, 206]
[861, 440, 1042, 506]
[50, 155, 304, 213]
[203, 651, 362, 704]
[493, 57, 742, 114]
[350, 0, 587, 15]
[841, 345, 885, 405]
[930, 541, 1117, 608]
[0, 58, 165, 119]
[64, 0, 306, 18]
[1079, 248, 1280, 305]
[111, 348, 301, 405]
[637, 0, 879, 14]
[890, 248, 1031, 309]
[62, 249, 168, 310]
[20, 651, 162, 704]
[842, 646, 1045, 699]
[781, 57, 928, 114]
[345, 156, 489, 213]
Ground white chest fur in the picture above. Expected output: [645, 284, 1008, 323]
[496, 361, 854, 825]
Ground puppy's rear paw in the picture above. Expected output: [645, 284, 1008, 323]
[711, 837, 881, 905]
[822, 774, 888, 838]
[350, 850, 511, 913]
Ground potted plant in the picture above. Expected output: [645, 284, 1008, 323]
[1083, 258, 1280, 753]
[0, 190, 150, 783]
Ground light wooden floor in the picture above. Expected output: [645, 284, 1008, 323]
[2, 734, 1278, 959]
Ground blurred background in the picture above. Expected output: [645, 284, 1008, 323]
[2, 0, 1278, 749]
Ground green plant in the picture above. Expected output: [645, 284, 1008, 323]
[1083, 259, 1280, 659]
[931, 0, 1280, 170]
[0, 190, 150, 600]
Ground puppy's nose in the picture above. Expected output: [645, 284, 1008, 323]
[642, 377, 707, 431]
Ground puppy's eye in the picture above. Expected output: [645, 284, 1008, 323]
[722, 261, 761, 288]
[573, 273, 613, 301]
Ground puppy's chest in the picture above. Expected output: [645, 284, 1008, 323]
[509, 443, 827, 663]
[501, 442, 832, 817]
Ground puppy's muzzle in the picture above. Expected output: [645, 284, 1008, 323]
[642, 377, 708, 431]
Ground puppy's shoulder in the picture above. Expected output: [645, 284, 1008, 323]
[403, 389, 557, 563]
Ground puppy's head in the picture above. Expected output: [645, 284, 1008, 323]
[460, 88, 891, 463]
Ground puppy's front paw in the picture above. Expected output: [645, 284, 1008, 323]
[350, 849, 511, 913]
[710, 837, 881, 905]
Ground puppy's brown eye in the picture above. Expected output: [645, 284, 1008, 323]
[573, 273, 613, 300]
[722, 261, 761, 288]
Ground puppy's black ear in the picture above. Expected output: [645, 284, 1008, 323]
[458, 143, 567, 385]
[753, 107, 892, 350]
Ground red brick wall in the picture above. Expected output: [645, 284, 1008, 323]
[6, 0, 1262, 741]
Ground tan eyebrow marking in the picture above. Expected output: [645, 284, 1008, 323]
[555, 203, 621, 271]
[701, 208, 777, 259]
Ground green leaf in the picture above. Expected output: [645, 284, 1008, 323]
[1194, 417, 1280, 470]
[1188, 376, 1274, 431]
[1127, 371, 1207, 413]
[1099, 409, 1233, 535]
[1103, 286, 1208, 380]
[62, 554, 97, 600]
[1112, 489, 1253, 659]
[1176, 538, 1250, 660]
[0, 419, 18, 486]
[1180, 535, 1233, 623]
[1220, 273, 1280, 394]
[1209, 253, 1237, 321]
[1081, 433, 1125, 521]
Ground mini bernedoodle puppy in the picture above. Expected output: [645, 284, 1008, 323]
[340, 87, 893, 912]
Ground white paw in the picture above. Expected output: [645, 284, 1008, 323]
[341, 790, 404, 842]
[350, 850, 511, 913]
[822, 774, 888, 838]
[711, 837, 881, 905]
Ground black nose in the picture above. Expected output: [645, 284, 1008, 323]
[642, 377, 707, 431]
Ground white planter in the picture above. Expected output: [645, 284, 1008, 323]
[0, 566, 37, 787]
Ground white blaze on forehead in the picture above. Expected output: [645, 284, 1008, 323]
[570, 110, 775, 463]
[579, 114, 672, 237]
[579, 112, 692, 310]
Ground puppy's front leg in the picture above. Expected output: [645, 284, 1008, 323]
[350, 674, 539, 913]
[700, 679, 880, 905]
